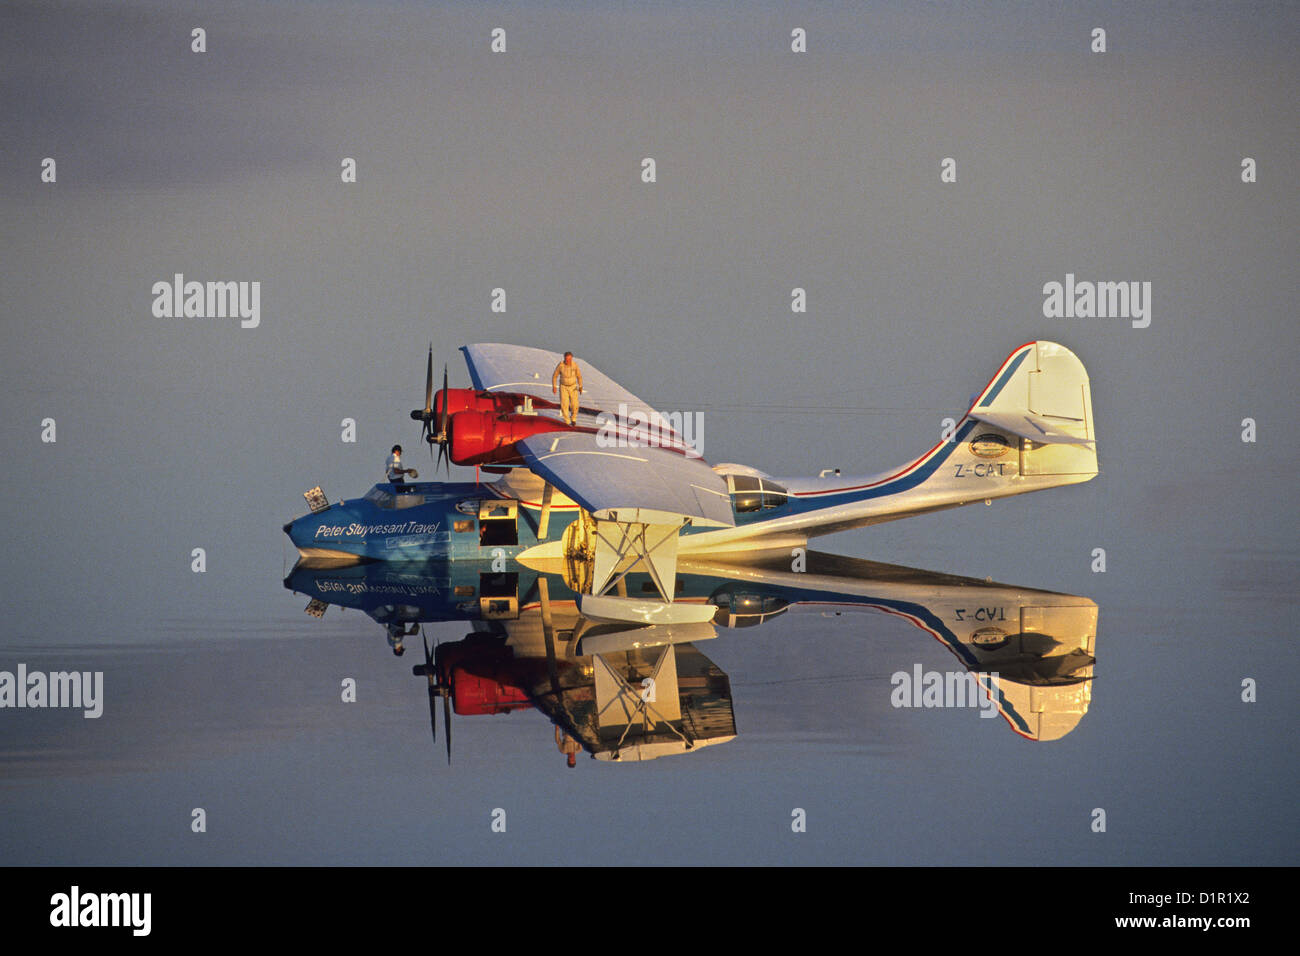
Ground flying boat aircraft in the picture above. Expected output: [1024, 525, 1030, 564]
[283, 341, 1098, 627]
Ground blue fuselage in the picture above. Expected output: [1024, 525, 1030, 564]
[284, 476, 821, 562]
[284, 482, 544, 562]
[282, 438, 982, 563]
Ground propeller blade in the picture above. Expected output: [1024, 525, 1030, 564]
[422, 630, 437, 745]
[416, 346, 437, 453]
[424, 345, 434, 417]
[444, 689, 452, 765]
[439, 364, 449, 438]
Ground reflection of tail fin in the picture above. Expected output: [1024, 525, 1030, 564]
[681, 551, 1101, 742]
[977, 603, 1098, 742]
[965, 340, 1098, 480]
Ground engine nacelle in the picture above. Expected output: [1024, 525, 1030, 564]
[449, 410, 578, 465]
[412, 389, 520, 426]
[438, 388, 512, 419]
[451, 665, 532, 715]
[439, 637, 532, 716]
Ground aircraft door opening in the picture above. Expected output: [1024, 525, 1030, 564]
[478, 500, 519, 547]
[478, 572, 519, 620]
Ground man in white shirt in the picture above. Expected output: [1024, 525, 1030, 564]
[386, 444, 416, 485]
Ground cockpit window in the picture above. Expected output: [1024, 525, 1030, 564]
[365, 486, 394, 507]
[365, 486, 426, 510]
[709, 589, 791, 627]
[728, 475, 787, 513]
[730, 475, 762, 512]
[761, 480, 787, 509]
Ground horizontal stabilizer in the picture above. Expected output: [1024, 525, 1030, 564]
[968, 410, 1093, 445]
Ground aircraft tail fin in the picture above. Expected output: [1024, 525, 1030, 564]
[963, 341, 1098, 479]
[682, 341, 1099, 549]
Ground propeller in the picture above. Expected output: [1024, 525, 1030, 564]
[411, 345, 452, 475]
[413, 628, 454, 765]
[443, 675, 453, 764]
[422, 346, 434, 446]
[435, 362, 450, 475]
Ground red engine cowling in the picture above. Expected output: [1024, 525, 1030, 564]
[434, 388, 515, 420]
[438, 637, 532, 716]
[451, 665, 532, 715]
[449, 410, 580, 465]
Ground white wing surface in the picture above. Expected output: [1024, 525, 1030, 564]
[515, 431, 734, 528]
[461, 343, 689, 444]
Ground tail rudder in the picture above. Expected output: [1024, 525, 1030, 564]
[730, 341, 1099, 543]
[962, 340, 1098, 482]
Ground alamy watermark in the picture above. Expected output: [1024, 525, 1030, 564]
[50, 886, 150, 936]
[595, 404, 703, 458]
[890, 664, 999, 719]
[151, 273, 260, 328]
[0, 664, 103, 718]
[1042, 273, 1151, 328]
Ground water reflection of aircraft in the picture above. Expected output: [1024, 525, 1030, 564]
[284, 551, 1098, 764]
[283, 342, 1097, 629]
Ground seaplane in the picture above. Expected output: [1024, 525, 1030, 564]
[283, 341, 1098, 629]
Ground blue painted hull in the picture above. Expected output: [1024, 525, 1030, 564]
[284, 481, 582, 562]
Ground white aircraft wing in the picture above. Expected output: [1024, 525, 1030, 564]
[461, 343, 689, 444]
[515, 431, 734, 528]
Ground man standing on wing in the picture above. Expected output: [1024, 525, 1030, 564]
[551, 351, 584, 426]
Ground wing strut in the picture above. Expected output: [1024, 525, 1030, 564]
[538, 481, 554, 540]
[538, 575, 561, 695]
[578, 517, 717, 625]
[591, 519, 684, 603]
[593, 646, 694, 758]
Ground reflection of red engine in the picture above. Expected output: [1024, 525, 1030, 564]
[451, 665, 532, 715]
[449, 410, 581, 466]
[440, 639, 532, 716]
